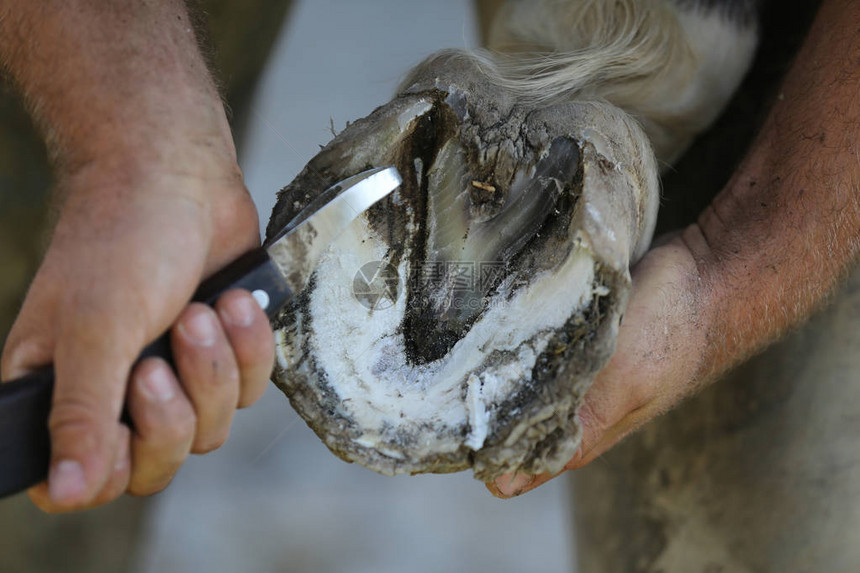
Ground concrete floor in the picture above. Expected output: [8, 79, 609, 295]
[129, 1, 574, 571]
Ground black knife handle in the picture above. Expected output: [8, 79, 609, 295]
[0, 246, 291, 498]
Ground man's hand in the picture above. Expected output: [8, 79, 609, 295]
[0, 0, 275, 511]
[1, 160, 275, 512]
[488, 0, 859, 498]
[489, 232, 712, 497]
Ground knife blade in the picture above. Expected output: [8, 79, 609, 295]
[0, 166, 402, 498]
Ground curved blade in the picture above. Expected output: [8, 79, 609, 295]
[265, 166, 402, 294]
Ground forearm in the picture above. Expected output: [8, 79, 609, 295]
[691, 0, 860, 378]
[0, 0, 234, 177]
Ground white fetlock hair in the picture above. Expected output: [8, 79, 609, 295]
[481, 0, 758, 166]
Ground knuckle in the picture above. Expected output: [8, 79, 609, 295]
[130, 387, 197, 446]
[1, 335, 51, 380]
[222, 358, 242, 386]
[576, 399, 611, 436]
[151, 404, 196, 445]
[182, 352, 240, 392]
[165, 414, 197, 445]
[624, 372, 659, 412]
[215, 360, 242, 392]
[48, 399, 102, 438]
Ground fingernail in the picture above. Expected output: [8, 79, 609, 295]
[495, 472, 535, 497]
[180, 308, 217, 346]
[139, 365, 175, 402]
[220, 293, 256, 327]
[49, 460, 87, 503]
